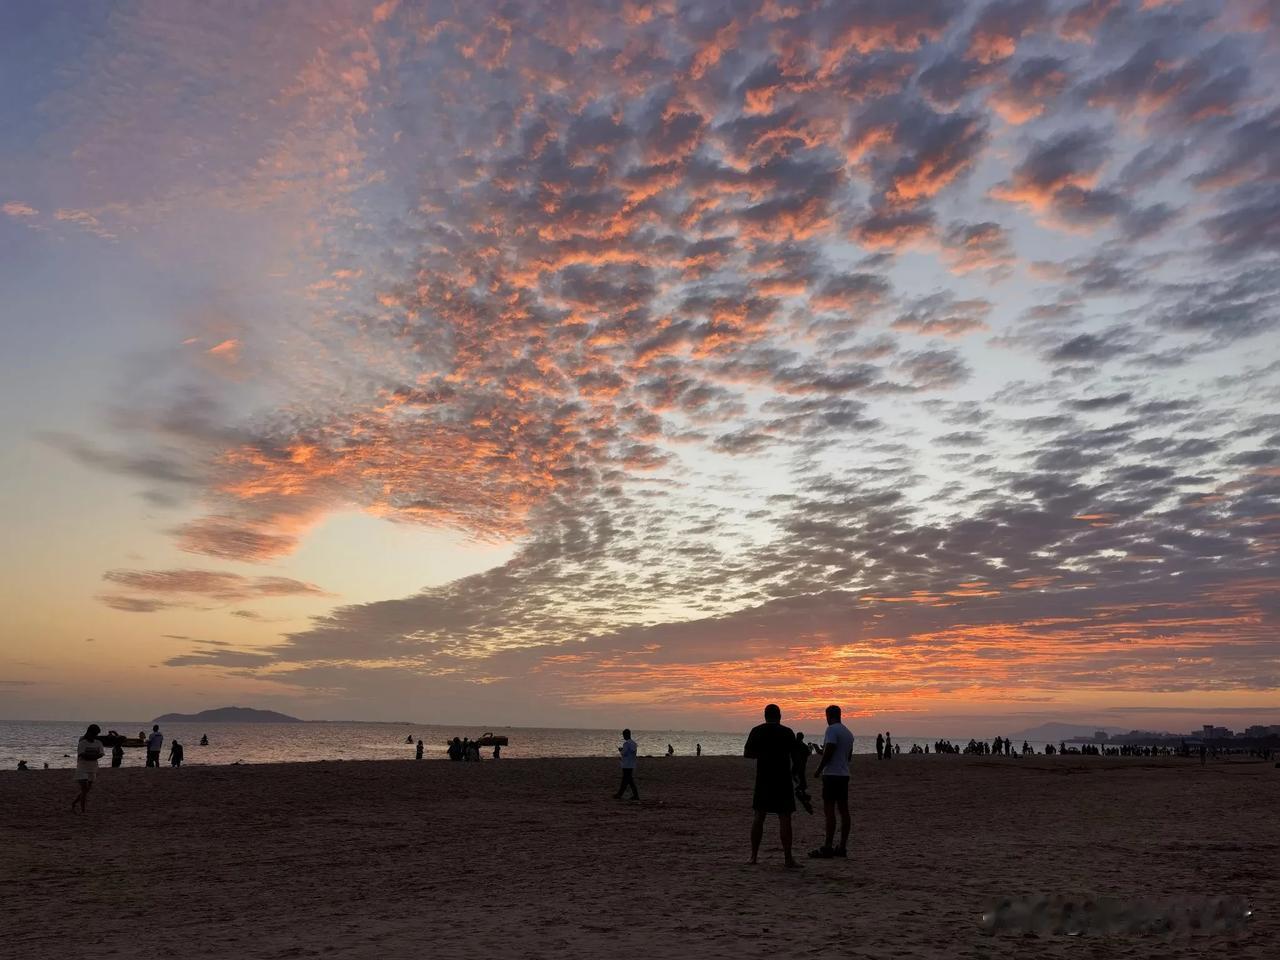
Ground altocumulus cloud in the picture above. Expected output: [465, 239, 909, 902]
[18, 0, 1278, 721]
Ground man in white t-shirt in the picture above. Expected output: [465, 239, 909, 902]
[613, 729, 639, 800]
[810, 704, 854, 859]
[146, 725, 163, 768]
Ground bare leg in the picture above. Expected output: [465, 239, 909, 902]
[780, 814, 798, 867]
[71, 781, 91, 813]
[749, 810, 765, 864]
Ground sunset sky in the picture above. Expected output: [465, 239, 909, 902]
[2, 0, 1277, 732]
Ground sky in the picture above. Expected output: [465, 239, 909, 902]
[1, 0, 1278, 734]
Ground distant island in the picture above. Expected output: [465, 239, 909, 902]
[152, 706, 301, 724]
[1003, 722, 1127, 742]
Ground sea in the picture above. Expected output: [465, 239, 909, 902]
[0, 720, 1063, 770]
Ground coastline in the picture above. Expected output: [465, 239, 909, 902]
[4, 755, 1275, 958]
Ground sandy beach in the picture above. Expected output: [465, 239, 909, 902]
[2, 755, 1275, 958]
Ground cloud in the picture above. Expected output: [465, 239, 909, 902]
[940, 220, 1014, 276]
[173, 517, 303, 562]
[1066, 392, 1133, 411]
[965, 0, 1051, 64]
[163, 647, 279, 668]
[1045, 328, 1135, 364]
[1060, 0, 1124, 42]
[896, 349, 971, 389]
[99, 595, 174, 614]
[20, 0, 1279, 724]
[892, 293, 991, 338]
[1082, 39, 1251, 124]
[98, 569, 328, 612]
[206, 339, 241, 364]
[989, 57, 1072, 123]
[990, 127, 1111, 218]
[52, 208, 117, 239]
[2, 201, 38, 218]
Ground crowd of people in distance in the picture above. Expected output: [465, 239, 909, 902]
[56, 716, 1279, 817]
[445, 736, 498, 761]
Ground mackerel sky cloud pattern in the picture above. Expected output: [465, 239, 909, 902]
[1, 0, 1277, 725]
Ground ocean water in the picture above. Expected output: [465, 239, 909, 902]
[0, 720, 1030, 770]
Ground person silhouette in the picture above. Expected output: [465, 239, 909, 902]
[614, 729, 639, 800]
[883, 731, 893, 760]
[666, 743, 675, 757]
[146, 725, 164, 768]
[415, 739, 424, 760]
[876, 732, 884, 760]
[744, 704, 801, 868]
[811, 705, 854, 859]
[72, 724, 105, 812]
[168, 740, 184, 767]
[696, 743, 702, 757]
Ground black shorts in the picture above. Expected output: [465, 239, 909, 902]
[821, 775, 849, 803]
[753, 780, 796, 815]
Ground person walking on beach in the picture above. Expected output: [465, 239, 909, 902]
[883, 731, 892, 759]
[415, 739, 424, 760]
[145, 725, 163, 768]
[168, 740, 184, 767]
[696, 743, 701, 757]
[744, 704, 801, 868]
[811, 705, 854, 859]
[71, 725, 105, 813]
[876, 732, 884, 760]
[614, 729, 639, 800]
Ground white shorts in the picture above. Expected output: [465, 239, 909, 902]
[74, 766, 96, 782]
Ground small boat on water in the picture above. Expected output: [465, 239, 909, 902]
[98, 735, 146, 748]
[474, 733, 508, 747]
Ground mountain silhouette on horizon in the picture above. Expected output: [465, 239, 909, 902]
[152, 706, 301, 724]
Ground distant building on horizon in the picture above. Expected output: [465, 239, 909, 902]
[1244, 724, 1280, 738]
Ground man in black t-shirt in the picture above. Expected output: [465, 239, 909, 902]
[744, 703, 802, 868]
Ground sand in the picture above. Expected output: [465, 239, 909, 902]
[1, 755, 1275, 958]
